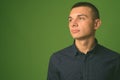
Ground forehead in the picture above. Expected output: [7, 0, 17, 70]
[69, 6, 92, 16]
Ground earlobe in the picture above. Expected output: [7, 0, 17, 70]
[94, 19, 101, 30]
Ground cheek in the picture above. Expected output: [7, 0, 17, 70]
[68, 25, 71, 31]
[81, 24, 94, 32]
[68, 23, 71, 29]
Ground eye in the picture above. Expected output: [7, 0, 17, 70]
[68, 18, 72, 22]
[79, 17, 85, 20]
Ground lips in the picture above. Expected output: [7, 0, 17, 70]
[71, 29, 80, 33]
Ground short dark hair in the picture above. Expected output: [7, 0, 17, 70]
[71, 2, 100, 19]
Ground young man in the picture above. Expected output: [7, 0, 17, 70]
[47, 2, 120, 80]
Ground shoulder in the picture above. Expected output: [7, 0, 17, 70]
[52, 45, 74, 57]
[97, 44, 120, 58]
[49, 45, 74, 61]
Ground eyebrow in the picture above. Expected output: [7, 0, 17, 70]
[78, 14, 88, 17]
[68, 14, 88, 19]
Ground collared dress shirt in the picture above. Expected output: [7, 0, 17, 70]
[47, 41, 120, 80]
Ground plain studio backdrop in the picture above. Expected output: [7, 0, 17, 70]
[1, 0, 120, 80]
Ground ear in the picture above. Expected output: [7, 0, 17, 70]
[94, 19, 101, 30]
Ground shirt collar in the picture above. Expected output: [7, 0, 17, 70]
[71, 39, 99, 56]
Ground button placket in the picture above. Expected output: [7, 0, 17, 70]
[83, 54, 89, 80]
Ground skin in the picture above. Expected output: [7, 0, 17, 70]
[68, 6, 101, 54]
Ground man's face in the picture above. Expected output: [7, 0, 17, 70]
[69, 6, 98, 40]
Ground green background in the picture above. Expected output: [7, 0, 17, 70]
[1, 0, 120, 80]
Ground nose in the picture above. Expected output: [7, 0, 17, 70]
[71, 19, 78, 27]
[73, 22, 78, 27]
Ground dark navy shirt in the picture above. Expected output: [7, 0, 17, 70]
[47, 42, 120, 80]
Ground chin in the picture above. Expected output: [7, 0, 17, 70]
[72, 36, 89, 40]
[72, 36, 83, 40]
[71, 35, 81, 39]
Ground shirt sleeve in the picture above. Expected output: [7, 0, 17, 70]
[47, 54, 60, 80]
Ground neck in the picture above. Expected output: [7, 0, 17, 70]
[75, 37, 96, 54]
